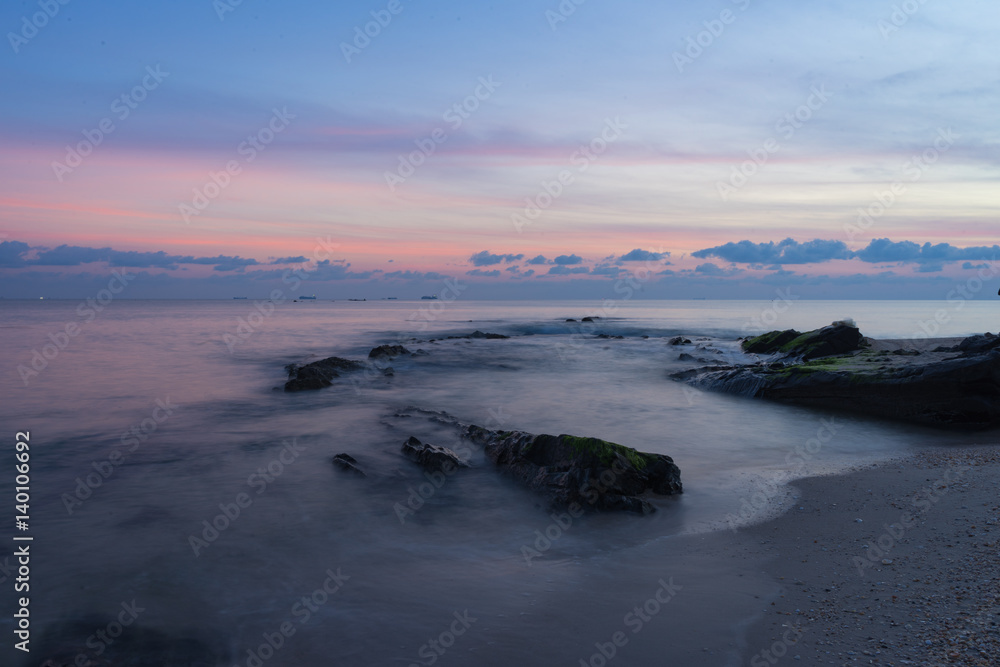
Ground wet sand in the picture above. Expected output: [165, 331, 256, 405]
[740, 446, 1000, 666]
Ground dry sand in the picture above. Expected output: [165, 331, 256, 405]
[740, 446, 1000, 666]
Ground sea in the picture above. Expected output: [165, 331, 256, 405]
[1, 299, 998, 666]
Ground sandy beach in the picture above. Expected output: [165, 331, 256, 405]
[741, 446, 1000, 666]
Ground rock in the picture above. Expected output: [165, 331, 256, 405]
[582, 316, 601, 322]
[956, 333, 1000, 355]
[332, 453, 367, 477]
[401, 436, 469, 472]
[470, 330, 509, 339]
[284, 357, 365, 392]
[463, 427, 681, 513]
[444, 330, 509, 340]
[596, 334, 624, 340]
[741, 329, 802, 354]
[565, 318, 578, 322]
[742, 323, 865, 361]
[675, 333, 1000, 428]
[669, 336, 692, 346]
[369, 344, 411, 360]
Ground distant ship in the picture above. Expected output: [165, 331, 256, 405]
[421, 295, 438, 300]
[299, 295, 317, 300]
[348, 298, 366, 302]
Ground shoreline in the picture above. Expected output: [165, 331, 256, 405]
[737, 444, 1000, 665]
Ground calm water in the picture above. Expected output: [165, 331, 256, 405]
[1, 299, 997, 666]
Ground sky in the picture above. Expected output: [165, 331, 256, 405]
[1, 0, 997, 299]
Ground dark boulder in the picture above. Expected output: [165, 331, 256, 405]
[741, 329, 802, 354]
[742, 323, 864, 361]
[284, 357, 365, 392]
[332, 453, 367, 477]
[668, 336, 692, 346]
[369, 344, 411, 360]
[957, 333, 1000, 355]
[401, 436, 469, 472]
[463, 427, 681, 514]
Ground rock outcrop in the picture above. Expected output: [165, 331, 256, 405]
[741, 322, 866, 361]
[675, 328, 1000, 428]
[284, 357, 365, 392]
[463, 426, 682, 513]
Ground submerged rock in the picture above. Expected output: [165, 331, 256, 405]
[401, 436, 469, 472]
[445, 330, 509, 340]
[668, 336, 692, 346]
[463, 427, 681, 513]
[284, 356, 365, 392]
[332, 453, 367, 477]
[369, 344, 411, 360]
